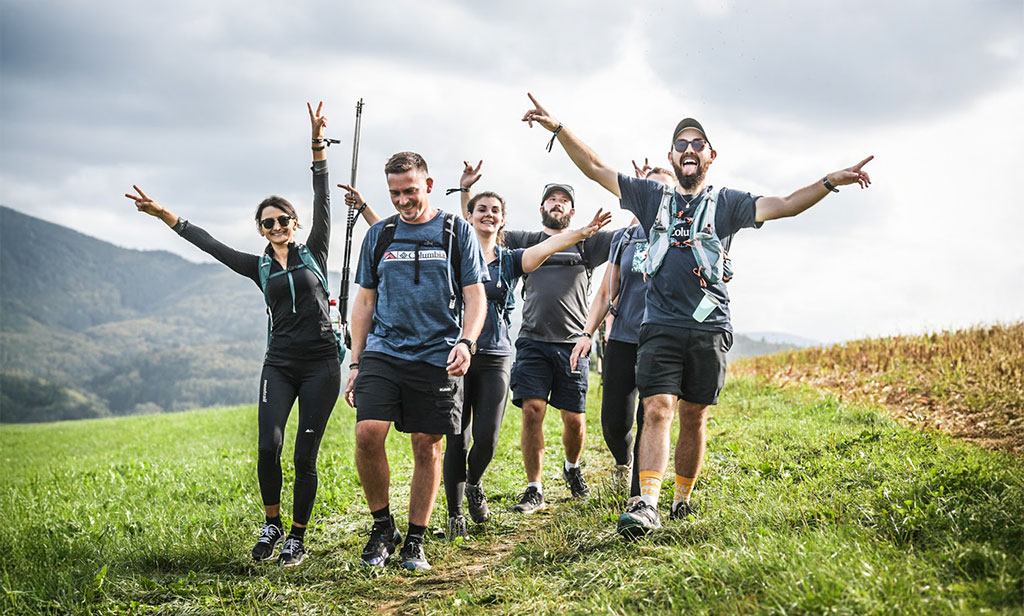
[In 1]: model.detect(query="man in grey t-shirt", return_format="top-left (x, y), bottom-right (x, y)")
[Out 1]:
top-left (459, 163), bottom-right (614, 512)
top-left (522, 92), bottom-right (873, 537)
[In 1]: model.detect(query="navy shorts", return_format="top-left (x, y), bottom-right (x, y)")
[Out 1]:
top-left (635, 323), bottom-right (732, 405)
top-left (354, 352), bottom-right (463, 435)
top-left (510, 338), bottom-right (589, 414)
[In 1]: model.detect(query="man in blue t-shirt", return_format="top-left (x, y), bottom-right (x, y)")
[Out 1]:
top-left (345, 151), bottom-right (488, 571)
top-left (522, 93), bottom-right (873, 537)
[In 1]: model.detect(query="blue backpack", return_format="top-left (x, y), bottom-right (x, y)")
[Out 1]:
top-left (258, 244), bottom-right (344, 362)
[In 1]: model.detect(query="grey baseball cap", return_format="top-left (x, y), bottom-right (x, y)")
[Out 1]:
top-left (672, 117), bottom-right (710, 144)
top-left (541, 183), bottom-right (575, 206)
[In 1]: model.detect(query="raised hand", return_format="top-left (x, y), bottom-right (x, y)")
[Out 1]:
top-left (521, 92), bottom-right (560, 132)
top-left (632, 158), bottom-right (652, 179)
top-left (460, 160), bottom-right (483, 189)
top-left (337, 183), bottom-right (364, 210)
top-left (308, 101), bottom-right (327, 140)
top-left (578, 208), bottom-right (613, 238)
top-left (124, 185), bottom-right (177, 226)
top-left (828, 155), bottom-right (874, 189)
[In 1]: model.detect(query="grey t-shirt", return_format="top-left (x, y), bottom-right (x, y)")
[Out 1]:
top-left (607, 224), bottom-right (648, 345)
top-left (505, 228), bottom-right (615, 343)
top-left (617, 173), bottom-right (761, 332)
top-left (355, 210), bottom-right (488, 367)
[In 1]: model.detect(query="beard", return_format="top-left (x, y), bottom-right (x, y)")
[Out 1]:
top-left (541, 210), bottom-right (572, 230)
top-left (673, 158), bottom-right (710, 192)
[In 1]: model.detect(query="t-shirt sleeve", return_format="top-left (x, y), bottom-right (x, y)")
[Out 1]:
top-left (608, 228), bottom-right (626, 263)
top-left (510, 248), bottom-right (526, 278)
top-left (617, 173), bottom-right (661, 232)
top-left (716, 188), bottom-right (763, 238)
top-left (584, 229), bottom-right (616, 268)
top-left (354, 223), bottom-right (380, 289)
top-left (503, 229), bottom-right (528, 250)
top-left (457, 218), bottom-right (489, 287)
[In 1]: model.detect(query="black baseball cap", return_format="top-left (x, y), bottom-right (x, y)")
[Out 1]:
top-left (541, 183), bottom-right (575, 206)
top-left (672, 118), bottom-right (710, 144)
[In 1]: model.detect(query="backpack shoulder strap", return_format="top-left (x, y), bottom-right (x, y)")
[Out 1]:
top-left (371, 214), bottom-right (401, 284)
top-left (296, 243), bottom-right (330, 294)
top-left (258, 254), bottom-right (273, 298)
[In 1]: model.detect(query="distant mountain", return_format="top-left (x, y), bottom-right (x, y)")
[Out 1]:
top-left (742, 331), bottom-right (821, 348)
top-left (728, 332), bottom-right (808, 359)
top-left (1, 206), bottom-right (267, 422)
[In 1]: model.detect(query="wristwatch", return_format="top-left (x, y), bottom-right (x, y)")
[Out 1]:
top-left (822, 176), bottom-right (839, 193)
top-left (456, 338), bottom-right (477, 355)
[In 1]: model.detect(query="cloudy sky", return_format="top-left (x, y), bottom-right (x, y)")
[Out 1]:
top-left (2, 0), bottom-right (1021, 343)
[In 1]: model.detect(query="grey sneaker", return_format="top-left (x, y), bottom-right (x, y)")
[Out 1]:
top-left (446, 515), bottom-right (468, 542)
top-left (511, 486), bottom-right (545, 513)
top-left (251, 523), bottom-right (284, 561)
top-left (670, 501), bottom-right (694, 521)
top-left (399, 539), bottom-right (431, 572)
top-left (612, 464), bottom-right (632, 493)
top-left (617, 496), bottom-right (661, 539)
top-left (278, 536), bottom-right (306, 567)
top-left (465, 483), bottom-right (490, 523)
top-left (361, 516), bottom-right (402, 567)
top-left (563, 465), bottom-right (590, 498)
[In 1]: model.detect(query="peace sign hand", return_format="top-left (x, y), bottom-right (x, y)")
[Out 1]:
top-left (124, 185), bottom-right (164, 217)
top-left (827, 155), bottom-right (874, 189)
top-left (632, 158), bottom-right (652, 179)
top-left (460, 160), bottom-right (483, 189)
top-left (308, 101), bottom-right (327, 140)
top-left (578, 208), bottom-right (613, 238)
top-left (521, 92), bottom-right (560, 132)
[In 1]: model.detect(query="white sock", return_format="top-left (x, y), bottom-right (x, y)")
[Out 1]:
top-left (564, 459), bottom-right (580, 470)
top-left (527, 481), bottom-right (542, 493)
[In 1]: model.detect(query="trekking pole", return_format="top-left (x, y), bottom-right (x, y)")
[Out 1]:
top-left (338, 98), bottom-right (364, 352)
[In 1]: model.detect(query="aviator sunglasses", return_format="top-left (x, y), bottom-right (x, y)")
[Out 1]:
top-left (260, 215), bottom-right (294, 230)
top-left (673, 138), bottom-right (708, 153)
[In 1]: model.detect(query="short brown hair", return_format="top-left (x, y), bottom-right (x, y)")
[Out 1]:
top-left (384, 151), bottom-right (429, 176)
top-left (647, 167), bottom-right (673, 178)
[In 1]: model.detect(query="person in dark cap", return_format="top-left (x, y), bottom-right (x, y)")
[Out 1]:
top-left (522, 92), bottom-right (873, 537)
top-left (457, 160), bottom-right (616, 513)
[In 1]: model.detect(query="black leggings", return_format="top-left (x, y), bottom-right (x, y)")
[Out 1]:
top-left (443, 354), bottom-right (511, 516)
top-left (601, 339), bottom-right (645, 496)
top-left (257, 358), bottom-right (341, 525)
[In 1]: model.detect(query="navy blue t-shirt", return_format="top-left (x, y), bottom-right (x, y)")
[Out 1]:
top-left (607, 224), bottom-right (648, 345)
top-left (617, 173), bottom-right (762, 332)
top-left (355, 210), bottom-right (488, 367)
top-left (478, 247), bottom-right (525, 355)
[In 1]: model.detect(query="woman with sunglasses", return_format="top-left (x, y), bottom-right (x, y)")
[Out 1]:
top-left (125, 102), bottom-right (340, 568)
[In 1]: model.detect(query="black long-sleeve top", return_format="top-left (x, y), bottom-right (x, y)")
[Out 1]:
top-left (172, 159), bottom-right (336, 365)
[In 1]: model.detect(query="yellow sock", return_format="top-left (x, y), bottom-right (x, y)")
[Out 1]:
top-left (638, 470), bottom-right (663, 507)
top-left (673, 475), bottom-right (696, 505)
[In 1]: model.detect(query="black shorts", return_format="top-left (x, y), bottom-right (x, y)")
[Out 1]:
top-left (353, 352), bottom-right (463, 435)
top-left (510, 338), bottom-right (589, 414)
top-left (635, 323), bottom-right (732, 405)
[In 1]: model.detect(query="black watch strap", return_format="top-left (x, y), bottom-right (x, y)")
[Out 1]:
top-left (457, 338), bottom-right (477, 355)
top-left (822, 177), bottom-right (839, 193)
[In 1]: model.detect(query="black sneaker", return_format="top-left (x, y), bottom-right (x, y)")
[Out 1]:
top-left (399, 539), bottom-right (431, 572)
top-left (278, 536), bottom-right (306, 567)
top-left (511, 486), bottom-right (545, 513)
top-left (251, 523), bottom-right (284, 561)
top-left (446, 515), bottom-right (468, 542)
top-left (465, 483), bottom-right (489, 523)
top-left (563, 465), bottom-right (590, 498)
top-left (670, 501), bottom-right (694, 521)
top-left (617, 496), bottom-right (661, 539)
top-left (361, 516), bottom-right (402, 568)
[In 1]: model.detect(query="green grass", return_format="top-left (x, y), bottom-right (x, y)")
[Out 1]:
top-left (2, 376), bottom-right (1022, 615)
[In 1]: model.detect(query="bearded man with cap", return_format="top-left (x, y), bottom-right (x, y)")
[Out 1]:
top-left (458, 162), bottom-right (616, 512)
top-left (521, 93), bottom-right (873, 537)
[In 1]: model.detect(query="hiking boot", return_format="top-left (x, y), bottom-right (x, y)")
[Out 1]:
top-left (399, 539), bottom-right (431, 572)
top-left (278, 536), bottom-right (306, 567)
top-left (465, 483), bottom-right (490, 523)
top-left (446, 515), bottom-right (468, 542)
top-left (563, 465), bottom-right (590, 499)
top-left (670, 501), bottom-right (695, 521)
top-left (251, 523), bottom-right (284, 561)
top-left (612, 464), bottom-right (632, 494)
top-left (617, 496), bottom-right (661, 539)
top-left (361, 516), bottom-right (402, 568)
top-left (511, 487), bottom-right (545, 513)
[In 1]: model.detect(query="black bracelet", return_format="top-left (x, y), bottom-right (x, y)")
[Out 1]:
top-left (312, 145), bottom-right (325, 152)
top-left (349, 362), bottom-right (359, 369)
top-left (445, 187), bottom-right (469, 195)
top-left (357, 203), bottom-right (367, 215)
top-left (546, 123), bottom-right (563, 153)
top-left (579, 332), bottom-right (592, 338)
top-left (822, 177), bottom-right (839, 193)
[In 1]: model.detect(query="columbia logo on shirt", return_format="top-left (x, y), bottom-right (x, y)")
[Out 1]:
top-left (382, 249), bottom-right (447, 262)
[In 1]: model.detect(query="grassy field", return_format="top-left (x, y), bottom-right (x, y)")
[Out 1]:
top-left (2, 374), bottom-right (1022, 615)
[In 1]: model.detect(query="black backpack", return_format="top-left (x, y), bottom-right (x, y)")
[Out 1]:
top-left (518, 230), bottom-right (591, 299)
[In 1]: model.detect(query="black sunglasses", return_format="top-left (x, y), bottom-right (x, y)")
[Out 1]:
top-left (259, 215), bottom-right (294, 230)
top-left (673, 138), bottom-right (708, 153)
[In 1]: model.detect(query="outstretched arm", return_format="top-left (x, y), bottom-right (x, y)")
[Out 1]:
top-left (308, 101), bottom-right (327, 163)
top-left (569, 263), bottom-right (615, 370)
top-left (755, 155), bottom-right (874, 222)
top-left (125, 185), bottom-right (179, 227)
top-left (459, 160), bottom-right (483, 217)
top-left (520, 209), bottom-right (613, 272)
top-left (522, 93), bottom-right (621, 197)
top-left (337, 183), bottom-right (381, 225)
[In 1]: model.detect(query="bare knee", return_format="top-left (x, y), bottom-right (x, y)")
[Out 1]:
top-left (522, 399), bottom-right (547, 428)
top-left (677, 401), bottom-right (709, 430)
top-left (355, 421), bottom-right (388, 457)
top-left (644, 395), bottom-right (676, 427)
top-left (411, 433), bottom-right (443, 466)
